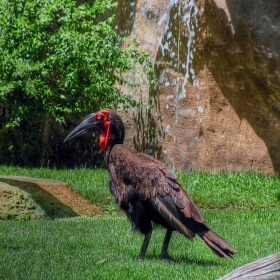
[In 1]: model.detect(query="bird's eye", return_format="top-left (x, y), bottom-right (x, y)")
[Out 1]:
top-left (96, 116), bottom-right (102, 121)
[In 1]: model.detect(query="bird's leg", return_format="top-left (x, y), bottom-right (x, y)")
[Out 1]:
top-left (161, 229), bottom-right (174, 260)
top-left (139, 230), bottom-right (152, 259)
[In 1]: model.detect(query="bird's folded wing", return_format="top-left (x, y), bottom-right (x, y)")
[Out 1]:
top-left (109, 144), bottom-right (206, 226)
top-left (149, 194), bottom-right (195, 239)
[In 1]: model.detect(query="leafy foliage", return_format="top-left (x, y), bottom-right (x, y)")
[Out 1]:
top-left (0, 0), bottom-right (154, 166)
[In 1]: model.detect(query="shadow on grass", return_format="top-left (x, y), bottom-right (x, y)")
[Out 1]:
top-left (0, 244), bottom-right (24, 251)
top-left (132, 254), bottom-right (221, 266)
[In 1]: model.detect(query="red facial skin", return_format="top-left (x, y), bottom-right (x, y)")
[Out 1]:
top-left (94, 109), bottom-right (111, 151)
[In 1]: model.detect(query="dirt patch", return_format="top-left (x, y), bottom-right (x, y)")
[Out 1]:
top-left (0, 176), bottom-right (103, 221)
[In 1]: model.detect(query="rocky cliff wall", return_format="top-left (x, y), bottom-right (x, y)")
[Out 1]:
top-left (119, 0), bottom-right (280, 174)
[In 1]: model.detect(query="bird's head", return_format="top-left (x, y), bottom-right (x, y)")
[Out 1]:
top-left (64, 109), bottom-right (125, 151)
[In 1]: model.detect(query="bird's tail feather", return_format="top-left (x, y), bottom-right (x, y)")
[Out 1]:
top-left (198, 230), bottom-right (237, 258)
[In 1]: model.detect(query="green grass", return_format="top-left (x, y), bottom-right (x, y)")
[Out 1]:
top-left (0, 166), bottom-right (280, 279)
top-left (0, 166), bottom-right (113, 212)
top-left (177, 170), bottom-right (280, 209)
top-left (0, 166), bottom-right (279, 210)
top-left (0, 210), bottom-right (279, 280)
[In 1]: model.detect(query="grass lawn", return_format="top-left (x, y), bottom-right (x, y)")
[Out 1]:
top-left (0, 166), bottom-right (279, 279)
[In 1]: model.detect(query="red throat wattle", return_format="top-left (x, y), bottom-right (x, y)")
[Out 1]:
top-left (94, 109), bottom-right (111, 151)
top-left (99, 121), bottom-right (110, 151)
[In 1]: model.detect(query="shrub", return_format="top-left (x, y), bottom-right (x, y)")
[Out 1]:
top-left (0, 0), bottom-right (154, 166)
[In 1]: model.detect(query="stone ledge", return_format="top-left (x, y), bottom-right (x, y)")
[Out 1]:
top-left (218, 252), bottom-right (280, 280)
top-left (0, 176), bottom-right (103, 219)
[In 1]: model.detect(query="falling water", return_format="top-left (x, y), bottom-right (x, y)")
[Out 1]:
top-left (157, 0), bottom-right (199, 172)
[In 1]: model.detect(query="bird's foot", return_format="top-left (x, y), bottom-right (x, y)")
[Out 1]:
top-left (139, 253), bottom-right (145, 260)
top-left (161, 253), bottom-right (175, 262)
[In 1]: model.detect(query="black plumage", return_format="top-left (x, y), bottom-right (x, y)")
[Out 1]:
top-left (64, 109), bottom-right (237, 260)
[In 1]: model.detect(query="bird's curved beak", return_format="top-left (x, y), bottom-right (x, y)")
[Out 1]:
top-left (63, 113), bottom-right (101, 143)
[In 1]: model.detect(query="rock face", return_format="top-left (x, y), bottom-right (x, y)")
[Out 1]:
top-left (0, 181), bottom-right (48, 221)
top-left (0, 176), bottom-right (103, 220)
top-left (218, 252), bottom-right (280, 280)
top-left (119, 0), bottom-right (280, 174)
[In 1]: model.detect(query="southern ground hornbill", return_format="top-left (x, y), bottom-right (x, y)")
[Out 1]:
top-left (64, 109), bottom-right (237, 260)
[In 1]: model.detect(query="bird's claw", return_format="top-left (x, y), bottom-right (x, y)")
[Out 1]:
top-left (161, 253), bottom-right (175, 262)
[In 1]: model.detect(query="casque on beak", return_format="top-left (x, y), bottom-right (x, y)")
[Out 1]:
top-left (63, 113), bottom-right (102, 143)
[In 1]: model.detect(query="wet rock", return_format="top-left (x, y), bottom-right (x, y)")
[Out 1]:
top-left (117, 0), bottom-right (280, 174)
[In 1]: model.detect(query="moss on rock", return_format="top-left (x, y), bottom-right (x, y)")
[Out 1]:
top-left (0, 182), bottom-right (48, 221)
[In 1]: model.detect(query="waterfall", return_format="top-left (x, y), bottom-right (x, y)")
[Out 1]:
top-left (157, 0), bottom-right (199, 172)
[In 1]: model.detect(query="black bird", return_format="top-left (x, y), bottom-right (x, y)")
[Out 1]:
top-left (64, 109), bottom-right (237, 260)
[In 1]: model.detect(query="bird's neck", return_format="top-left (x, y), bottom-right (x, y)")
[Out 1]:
top-left (104, 146), bottom-right (112, 167)
top-left (103, 135), bottom-right (123, 167)
top-left (103, 133), bottom-right (118, 166)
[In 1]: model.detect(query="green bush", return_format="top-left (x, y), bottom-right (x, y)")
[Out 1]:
top-left (0, 0), bottom-right (154, 166)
